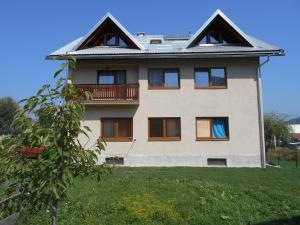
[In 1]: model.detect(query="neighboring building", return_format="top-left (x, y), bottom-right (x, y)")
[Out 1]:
top-left (289, 117), bottom-right (300, 142)
top-left (47, 10), bottom-right (284, 167)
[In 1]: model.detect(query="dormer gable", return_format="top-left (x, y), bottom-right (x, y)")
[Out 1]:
top-left (185, 9), bottom-right (254, 48)
top-left (75, 13), bottom-right (144, 50)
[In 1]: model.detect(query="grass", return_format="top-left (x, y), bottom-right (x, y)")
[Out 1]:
top-left (266, 148), bottom-right (300, 168)
top-left (21, 167), bottom-right (300, 225)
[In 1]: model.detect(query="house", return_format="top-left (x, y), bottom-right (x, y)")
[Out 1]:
top-left (47, 10), bottom-right (284, 167)
top-left (289, 117), bottom-right (300, 143)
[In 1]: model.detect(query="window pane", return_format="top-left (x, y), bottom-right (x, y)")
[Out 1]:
top-left (166, 118), bottom-right (180, 137)
top-left (106, 35), bottom-right (116, 46)
top-left (209, 31), bottom-right (222, 44)
top-left (102, 119), bottom-right (115, 137)
top-left (211, 68), bottom-right (225, 86)
top-left (149, 118), bottom-right (163, 137)
top-left (165, 71), bottom-right (179, 87)
top-left (196, 118), bottom-right (211, 138)
top-left (98, 73), bottom-right (114, 85)
top-left (199, 36), bottom-right (207, 45)
top-left (195, 70), bottom-right (209, 87)
top-left (212, 118), bottom-right (228, 138)
top-left (119, 37), bottom-right (127, 47)
top-left (118, 119), bottom-right (132, 137)
top-left (115, 71), bottom-right (126, 84)
top-left (149, 69), bottom-right (163, 86)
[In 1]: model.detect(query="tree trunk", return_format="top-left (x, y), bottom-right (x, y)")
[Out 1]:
top-left (51, 201), bottom-right (58, 225)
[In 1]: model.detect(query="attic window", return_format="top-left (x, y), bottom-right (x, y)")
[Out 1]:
top-left (150, 39), bottom-right (162, 44)
top-left (106, 34), bottom-right (117, 46)
top-left (199, 31), bottom-right (227, 45)
top-left (103, 33), bottom-right (128, 47)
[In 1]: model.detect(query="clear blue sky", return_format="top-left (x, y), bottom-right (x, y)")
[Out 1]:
top-left (0, 0), bottom-right (299, 117)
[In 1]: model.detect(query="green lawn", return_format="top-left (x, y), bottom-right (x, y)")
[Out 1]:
top-left (20, 167), bottom-right (300, 225)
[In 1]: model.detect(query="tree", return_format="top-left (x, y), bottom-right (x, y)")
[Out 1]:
top-left (264, 112), bottom-right (293, 151)
top-left (0, 59), bottom-right (109, 225)
top-left (0, 97), bottom-right (20, 135)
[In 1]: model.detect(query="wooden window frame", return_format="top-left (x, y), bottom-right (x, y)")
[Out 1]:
top-left (101, 118), bottom-right (133, 142)
top-left (97, 70), bottom-right (127, 85)
top-left (196, 117), bottom-right (229, 141)
top-left (194, 67), bottom-right (227, 89)
top-left (148, 117), bottom-right (181, 141)
top-left (148, 68), bottom-right (180, 90)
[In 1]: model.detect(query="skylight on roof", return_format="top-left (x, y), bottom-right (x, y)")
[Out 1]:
top-left (150, 39), bottom-right (162, 44)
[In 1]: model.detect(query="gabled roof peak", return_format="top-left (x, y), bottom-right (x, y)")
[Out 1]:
top-left (73, 12), bottom-right (144, 51)
top-left (185, 9), bottom-right (255, 48)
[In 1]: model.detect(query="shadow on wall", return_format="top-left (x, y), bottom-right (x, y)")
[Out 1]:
top-left (254, 216), bottom-right (300, 225)
top-left (84, 105), bottom-right (139, 121)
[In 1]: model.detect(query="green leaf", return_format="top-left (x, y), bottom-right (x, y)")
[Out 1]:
top-left (53, 64), bottom-right (66, 78)
top-left (83, 126), bottom-right (91, 132)
top-left (18, 98), bottom-right (28, 103)
top-left (52, 186), bottom-right (60, 200)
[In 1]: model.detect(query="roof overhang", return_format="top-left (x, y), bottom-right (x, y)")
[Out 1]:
top-left (47, 49), bottom-right (284, 60)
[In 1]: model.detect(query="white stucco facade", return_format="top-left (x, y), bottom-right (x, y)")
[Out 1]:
top-left (72, 57), bottom-right (263, 167)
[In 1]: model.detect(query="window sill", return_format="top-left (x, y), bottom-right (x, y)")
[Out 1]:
top-left (148, 137), bottom-right (181, 141)
top-left (148, 86), bottom-right (180, 90)
top-left (196, 137), bottom-right (229, 141)
top-left (102, 137), bottom-right (133, 142)
top-left (194, 86), bottom-right (227, 89)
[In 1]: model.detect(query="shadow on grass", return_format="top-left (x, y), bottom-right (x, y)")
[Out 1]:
top-left (254, 216), bottom-right (300, 225)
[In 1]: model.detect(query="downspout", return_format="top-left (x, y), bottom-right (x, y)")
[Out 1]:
top-left (257, 56), bottom-right (270, 168)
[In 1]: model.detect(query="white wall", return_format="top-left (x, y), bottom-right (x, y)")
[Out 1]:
top-left (73, 57), bottom-right (262, 167)
top-left (291, 124), bottom-right (300, 133)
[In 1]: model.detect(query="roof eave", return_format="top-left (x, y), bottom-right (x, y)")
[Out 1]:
top-left (46, 49), bottom-right (284, 60)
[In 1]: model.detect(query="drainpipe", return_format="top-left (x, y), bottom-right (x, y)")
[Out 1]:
top-left (257, 56), bottom-right (270, 168)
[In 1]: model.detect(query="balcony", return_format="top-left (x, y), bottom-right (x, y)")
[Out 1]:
top-left (76, 84), bottom-right (139, 105)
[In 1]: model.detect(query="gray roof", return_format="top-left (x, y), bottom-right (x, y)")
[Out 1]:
top-left (47, 10), bottom-right (284, 60)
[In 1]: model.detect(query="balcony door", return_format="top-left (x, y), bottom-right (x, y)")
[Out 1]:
top-left (98, 70), bottom-right (126, 85)
top-left (97, 70), bottom-right (126, 100)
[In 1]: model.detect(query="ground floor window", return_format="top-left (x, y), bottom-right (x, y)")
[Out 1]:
top-left (101, 118), bottom-right (133, 141)
top-left (148, 117), bottom-right (181, 141)
top-left (196, 117), bottom-right (229, 140)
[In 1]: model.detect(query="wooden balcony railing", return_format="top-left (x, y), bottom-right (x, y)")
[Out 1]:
top-left (76, 84), bottom-right (139, 103)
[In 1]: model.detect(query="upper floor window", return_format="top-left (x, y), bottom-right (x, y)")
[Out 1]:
top-left (148, 69), bottom-right (180, 89)
top-left (196, 117), bottom-right (229, 141)
top-left (101, 118), bottom-right (133, 141)
top-left (195, 68), bottom-right (227, 88)
top-left (98, 70), bottom-right (126, 85)
top-left (148, 117), bottom-right (181, 141)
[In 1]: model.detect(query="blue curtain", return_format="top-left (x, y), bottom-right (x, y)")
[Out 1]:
top-left (212, 119), bottom-right (227, 138)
